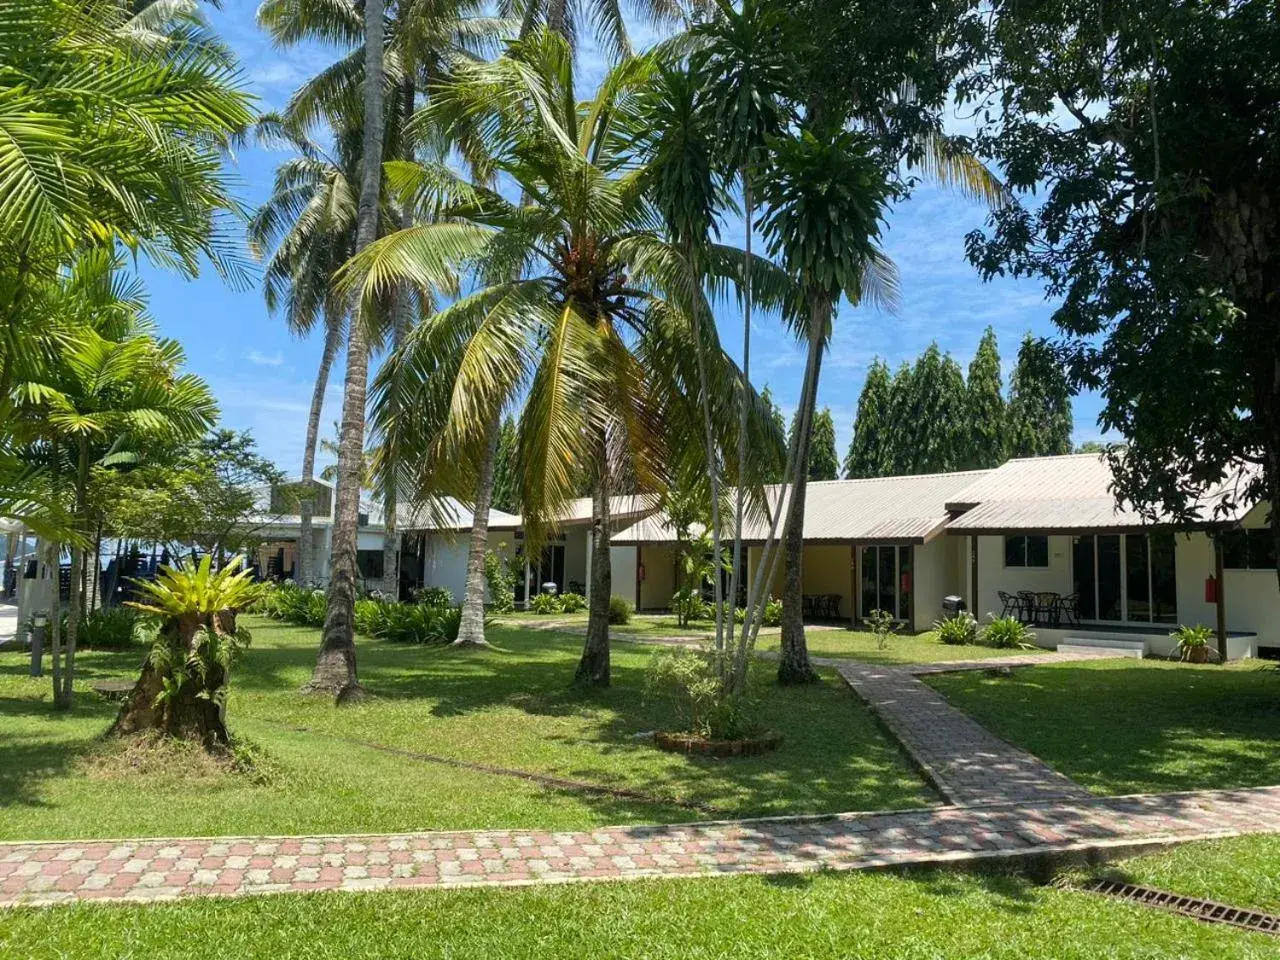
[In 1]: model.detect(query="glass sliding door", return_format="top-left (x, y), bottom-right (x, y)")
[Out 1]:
top-left (859, 545), bottom-right (913, 624)
top-left (1072, 533), bottom-right (1176, 624)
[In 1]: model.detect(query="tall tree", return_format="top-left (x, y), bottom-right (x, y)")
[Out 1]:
top-left (302, 0), bottom-right (387, 700)
top-left (789, 407), bottom-right (839, 480)
top-left (964, 326), bottom-right (1005, 469)
top-left (890, 343), bottom-right (967, 475)
top-left (843, 359), bottom-right (891, 478)
top-left (758, 386), bottom-right (788, 482)
top-left (1006, 334), bottom-right (1073, 459)
top-left (882, 361), bottom-right (914, 475)
top-left (964, 0), bottom-right (1280, 588)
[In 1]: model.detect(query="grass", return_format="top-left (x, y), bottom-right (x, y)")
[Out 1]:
top-left (2, 864), bottom-right (1274, 958)
top-left (0, 616), bottom-right (931, 841)
top-left (927, 658), bottom-right (1280, 795)
top-left (504, 611), bottom-right (1051, 664)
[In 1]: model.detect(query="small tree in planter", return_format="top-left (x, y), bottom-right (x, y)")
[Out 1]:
top-left (113, 557), bottom-right (259, 748)
top-left (1172, 624), bottom-right (1214, 663)
top-left (865, 608), bottom-right (899, 651)
top-left (644, 646), bottom-right (778, 756)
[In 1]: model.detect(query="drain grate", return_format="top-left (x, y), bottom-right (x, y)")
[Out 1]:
top-left (1083, 878), bottom-right (1280, 937)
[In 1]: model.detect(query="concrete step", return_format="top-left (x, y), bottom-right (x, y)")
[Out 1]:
top-left (1057, 637), bottom-right (1145, 657)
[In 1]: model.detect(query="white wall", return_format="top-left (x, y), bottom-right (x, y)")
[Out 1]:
top-left (972, 534), bottom-right (1074, 621)
top-left (1174, 518), bottom-right (1279, 654)
top-left (564, 527), bottom-right (589, 594)
top-left (911, 539), bottom-right (957, 630)
top-left (611, 545), bottom-right (637, 607)
top-left (637, 544), bottom-right (677, 611)
top-left (422, 535), bottom-right (470, 602)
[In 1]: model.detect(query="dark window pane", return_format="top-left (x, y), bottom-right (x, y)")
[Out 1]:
top-left (1073, 536), bottom-right (1096, 620)
top-left (1026, 535), bottom-right (1049, 568)
top-left (1249, 530), bottom-right (1277, 570)
top-left (356, 549), bottom-right (384, 580)
top-left (1097, 534), bottom-right (1122, 620)
top-left (1004, 536), bottom-right (1025, 567)
top-left (861, 547), bottom-right (876, 619)
top-left (1222, 531), bottom-right (1250, 569)
top-left (878, 545), bottom-right (896, 617)
top-left (898, 546), bottom-right (913, 621)
top-left (1125, 534), bottom-right (1150, 622)
top-left (1150, 532), bottom-right (1177, 624)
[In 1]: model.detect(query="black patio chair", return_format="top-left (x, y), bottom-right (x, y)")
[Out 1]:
top-left (1055, 593), bottom-right (1082, 627)
top-left (998, 590), bottom-right (1023, 619)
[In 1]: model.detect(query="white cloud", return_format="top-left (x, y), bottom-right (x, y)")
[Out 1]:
top-left (244, 349), bottom-right (285, 367)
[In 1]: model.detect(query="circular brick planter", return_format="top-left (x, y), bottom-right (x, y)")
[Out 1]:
top-left (653, 730), bottom-right (782, 758)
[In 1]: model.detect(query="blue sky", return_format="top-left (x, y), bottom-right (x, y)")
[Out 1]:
top-left (144, 1), bottom-right (1107, 478)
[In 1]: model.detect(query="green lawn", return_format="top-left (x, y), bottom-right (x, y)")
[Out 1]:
top-left (928, 658), bottom-right (1280, 795)
top-left (755, 627), bottom-right (1054, 664)
top-left (504, 611), bottom-right (1050, 664)
top-left (2, 864), bottom-right (1273, 959)
top-left (0, 616), bottom-right (931, 841)
top-left (1091, 834), bottom-right (1280, 916)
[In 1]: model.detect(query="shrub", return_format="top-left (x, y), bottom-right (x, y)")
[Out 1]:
top-left (644, 646), bottom-right (758, 740)
top-left (865, 608), bottom-right (898, 650)
top-left (558, 592), bottom-right (587, 613)
top-left (761, 597), bottom-right (783, 627)
top-left (414, 585), bottom-right (454, 609)
top-left (608, 593), bottom-right (633, 625)
top-left (79, 607), bottom-right (140, 648)
top-left (933, 611), bottom-right (978, 646)
top-left (529, 592), bottom-right (562, 615)
top-left (980, 614), bottom-right (1036, 649)
top-left (1172, 623), bottom-right (1214, 661)
top-left (672, 589), bottom-right (711, 623)
top-left (353, 596), bottom-right (461, 644)
top-left (483, 550), bottom-right (516, 614)
top-left (254, 582), bottom-right (326, 627)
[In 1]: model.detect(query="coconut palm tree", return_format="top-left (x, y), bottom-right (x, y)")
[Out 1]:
top-left (355, 31), bottom-right (787, 683)
top-left (10, 251), bottom-right (218, 709)
top-left (249, 115), bottom-right (362, 586)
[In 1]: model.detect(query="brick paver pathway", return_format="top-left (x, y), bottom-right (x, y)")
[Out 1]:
top-left (837, 662), bottom-right (1094, 805)
top-left (4, 787), bottom-right (1279, 908)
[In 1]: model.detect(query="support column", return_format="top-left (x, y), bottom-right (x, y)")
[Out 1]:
top-left (970, 536), bottom-right (979, 615)
top-left (1214, 534), bottom-right (1228, 663)
top-left (848, 543), bottom-right (857, 628)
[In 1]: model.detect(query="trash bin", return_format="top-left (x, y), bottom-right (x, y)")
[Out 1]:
top-left (941, 595), bottom-right (966, 618)
top-left (540, 582), bottom-right (558, 596)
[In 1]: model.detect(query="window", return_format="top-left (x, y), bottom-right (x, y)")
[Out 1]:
top-left (1004, 535), bottom-right (1049, 568)
top-left (356, 550), bottom-right (384, 580)
top-left (1222, 530), bottom-right (1277, 571)
top-left (860, 545), bottom-right (912, 621)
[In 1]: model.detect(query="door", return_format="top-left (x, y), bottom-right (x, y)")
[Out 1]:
top-left (1072, 533), bottom-right (1176, 624)
top-left (859, 545), bottom-right (913, 624)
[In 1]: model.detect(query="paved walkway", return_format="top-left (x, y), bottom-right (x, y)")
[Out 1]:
top-left (837, 662), bottom-right (1093, 806)
top-left (3, 787), bottom-right (1278, 907)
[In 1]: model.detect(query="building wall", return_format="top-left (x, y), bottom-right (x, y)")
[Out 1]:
top-left (803, 544), bottom-right (854, 618)
top-left (911, 538), bottom-right (958, 631)
top-left (637, 544), bottom-right (677, 611)
top-left (611, 545), bottom-right (637, 607)
top-left (1174, 515), bottom-right (1279, 654)
top-left (564, 527), bottom-right (589, 595)
top-left (422, 535), bottom-right (470, 602)
top-left (746, 545), bottom-right (785, 603)
top-left (971, 534), bottom-right (1074, 621)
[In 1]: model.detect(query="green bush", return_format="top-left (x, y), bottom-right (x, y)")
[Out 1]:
top-left (558, 592), bottom-right (587, 613)
top-left (608, 593), bottom-right (633, 625)
top-left (1171, 623), bottom-right (1214, 660)
top-left (414, 585), bottom-right (454, 609)
top-left (672, 589), bottom-right (711, 623)
top-left (529, 592), bottom-right (562, 615)
top-left (353, 596), bottom-right (460, 644)
top-left (254, 582), bottom-right (326, 628)
top-left (79, 606), bottom-right (140, 648)
top-left (761, 597), bottom-right (783, 627)
top-left (979, 614), bottom-right (1036, 649)
top-left (645, 646), bottom-right (758, 740)
top-left (865, 608), bottom-right (899, 650)
top-left (483, 550), bottom-right (516, 614)
top-left (933, 611), bottom-right (978, 646)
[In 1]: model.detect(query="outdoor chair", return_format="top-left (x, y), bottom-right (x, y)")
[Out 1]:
top-left (1017, 590), bottom-right (1038, 623)
top-left (1033, 592), bottom-right (1062, 626)
top-left (1055, 593), bottom-right (1082, 626)
top-left (998, 590), bottom-right (1024, 619)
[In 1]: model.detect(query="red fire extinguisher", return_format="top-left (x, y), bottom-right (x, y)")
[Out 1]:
top-left (638, 563), bottom-right (646, 582)
top-left (1204, 575), bottom-right (1218, 604)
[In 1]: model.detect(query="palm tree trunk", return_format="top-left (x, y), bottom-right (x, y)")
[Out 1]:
top-left (778, 295), bottom-right (827, 685)
top-left (305, 0), bottom-right (386, 700)
top-left (575, 468), bottom-right (612, 686)
top-left (726, 171), bottom-right (753, 656)
top-left (298, 309), bottom-right (342, 586)
top-left (60, 436), bottom-right (92, 707)
top-left (456, 415), bottom-right (501, 646)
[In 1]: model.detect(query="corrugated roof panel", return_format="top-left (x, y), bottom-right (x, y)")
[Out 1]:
top-left (613, 470), bottom-right (992, 544)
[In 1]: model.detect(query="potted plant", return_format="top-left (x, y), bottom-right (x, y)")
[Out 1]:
top-left (644, 646), bottom-right (780, 757)
top-left (1172, 624), bottom-right (1214, 663)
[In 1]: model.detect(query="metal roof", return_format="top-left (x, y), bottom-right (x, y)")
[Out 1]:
top-left (551, 494), bottom-right (660, 527)
top-left (944, 454), bottom-right (1255, 532)
top-left (613, 470), bottom-right (992, 545)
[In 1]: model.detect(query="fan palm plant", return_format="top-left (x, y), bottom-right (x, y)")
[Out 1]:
top-left (356, 31), bottom-right (787, 683)
top-left (10, 251), bottom-right (218, 709)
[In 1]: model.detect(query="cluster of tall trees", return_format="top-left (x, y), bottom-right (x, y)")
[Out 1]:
top-left (843, 329), bottom-right (1073, 479)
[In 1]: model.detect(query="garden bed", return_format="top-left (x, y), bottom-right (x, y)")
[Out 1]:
top-left (654, 730), bottom-right (782, 757)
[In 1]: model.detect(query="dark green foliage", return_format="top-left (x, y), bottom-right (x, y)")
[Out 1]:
top-left (255, 583), bottom-right (328, 628)
top-left (789, 406), bottom-right (840, 481)
top-left (963, 0), bottom-right (1280, 570)
top-left (413, 586), bottom-right (454, 609)
top-left (483, 550), bottom-right (516, 614)
top-left (758, 386), bottom-right (788, 482)
top-left (843, 359), bottom-right (891, 478)
top-left (964, 326), bottom-right (1005, 468)
top-left (78, 607), bottom-right (140, 649)
top-left (890, 343), bottom-right (967, 475)
top-left (1006, 335), bottom-right (1073, 459)
top-left (353, 598), bottom-right (462, 645)
top-left (490, 417), bottom-right (519, 515)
